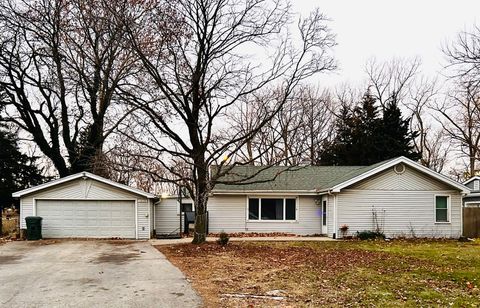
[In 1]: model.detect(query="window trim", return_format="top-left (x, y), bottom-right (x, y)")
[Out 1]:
top-left (246, 196), bottom-right (298, 222)
top-left (474, 180), bottom-right (480, 191)
top-left (434, 194), bottom-right (451, 224)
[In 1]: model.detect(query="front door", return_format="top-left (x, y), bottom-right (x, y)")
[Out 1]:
top-left (321, 196), bottom-right (327, 234)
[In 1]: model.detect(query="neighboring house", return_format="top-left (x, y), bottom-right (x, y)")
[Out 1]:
top-left (14, 156), bottom-right (469, 239)
top-left (462, 177), bottom-right (480, 238)
top-left (463, 176), bottom-right (480, 207)
top-left (13, 172), bottom-right (157, 239)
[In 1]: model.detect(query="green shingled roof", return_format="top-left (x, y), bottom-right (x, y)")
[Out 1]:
top-left (213, 158), bottom-right (397, 192)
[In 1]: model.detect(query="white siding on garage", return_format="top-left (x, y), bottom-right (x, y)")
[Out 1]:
top-left (207, 195), bottom-right (322, 235)
top-left (19, 178), bottom-right (152, 239)
top-left (137, 199), bottom-right (150, 239)
top-left (336, 166), bottom-right (463, 238)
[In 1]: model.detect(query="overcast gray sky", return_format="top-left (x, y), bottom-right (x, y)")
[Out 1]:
top-left (293, 0), bottom-right (480, 88)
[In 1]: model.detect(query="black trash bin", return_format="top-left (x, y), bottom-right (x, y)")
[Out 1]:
top-left (25, 216), bottom-right (43, 240)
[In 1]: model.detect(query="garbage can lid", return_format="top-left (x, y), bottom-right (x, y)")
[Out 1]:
top-left (25, 216), bottom-right (43, 221)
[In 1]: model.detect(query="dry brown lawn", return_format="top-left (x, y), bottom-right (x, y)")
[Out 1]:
top-left (156, 240), bottom-right (480, 307)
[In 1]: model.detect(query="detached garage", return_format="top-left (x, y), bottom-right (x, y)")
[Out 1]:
top-left (13, 172), bottom-right (157, 239)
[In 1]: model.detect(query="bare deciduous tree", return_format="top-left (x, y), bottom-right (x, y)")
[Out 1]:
top-left (117, 0), bottom-right (336, 243)
top-left (366, 57), bottom-right (421, 108)
top-left (0, 0), bottom-right (140, 177)
top-left (433, 80), bottom-right (480, 177)
top-left (230, 85), bottom-right (336, 165)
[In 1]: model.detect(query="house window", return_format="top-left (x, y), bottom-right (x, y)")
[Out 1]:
top-left (181, 203), bottom-right (193, 212)
top-left (248, 197), bottom-right (297, 221)
top-left (474, 180), bottom-right (479, 191)
top-left (248, 198), bottom-right (259, 220)
top-left (322, 200), bottom-right (327, 226)
top-left (435, 195), bottom-right (450, 223)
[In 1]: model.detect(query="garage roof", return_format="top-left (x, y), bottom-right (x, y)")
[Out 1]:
top-left (12, 172), bottom-right (157, 198)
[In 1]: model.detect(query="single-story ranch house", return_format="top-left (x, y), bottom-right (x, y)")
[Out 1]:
top-left (14, 156), bottom-right (469, 239)
top-left (462, 176), bottom-right (480, 207)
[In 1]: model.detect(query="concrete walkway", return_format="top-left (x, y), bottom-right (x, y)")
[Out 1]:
top-left (150, 236), bottom-right (335, 246)
top-left (0, 240), bottom-right (201, 308)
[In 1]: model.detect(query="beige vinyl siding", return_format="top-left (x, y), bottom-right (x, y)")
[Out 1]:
top-left (349, 165), bottom-right (452, 191)
top-left (337, 190), bottom-right (462, 238)
top-left (207, 195), bottom-right (322, 235)
top-left (19, 178), bottom-right (152, 239)
top-left (155, 198), bottom-right (183, 235)
top-left (136, 199), bottom-right (150, 239)
top-left (337, 166), bottom-right (462, 238)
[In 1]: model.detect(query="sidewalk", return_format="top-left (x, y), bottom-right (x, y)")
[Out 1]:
top-left (150, 236), bottom-right (335, 246)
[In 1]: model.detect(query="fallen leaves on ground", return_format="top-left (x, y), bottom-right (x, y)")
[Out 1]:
top-left (157, 241), bottom-right (480, 308)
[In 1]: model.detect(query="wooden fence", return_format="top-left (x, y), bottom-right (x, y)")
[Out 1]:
top-left (463, 207), bottom-right (480, 238)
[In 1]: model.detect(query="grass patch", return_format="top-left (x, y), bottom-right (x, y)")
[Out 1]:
top-left (157, 240), bottom-right (480, 307)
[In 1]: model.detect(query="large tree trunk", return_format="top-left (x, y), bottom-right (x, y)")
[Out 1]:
top-left (192, 189), bottom-right (208, 244)
top-left (192, 161), bottom-right (209, 244)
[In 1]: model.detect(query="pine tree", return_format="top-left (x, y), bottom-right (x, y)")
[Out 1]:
top-left (317, 89), bottom-right (420, 165)
top-left (380, 99), bottom-right (420, 161)
top-left (0, 127), bottom-right (46, 207)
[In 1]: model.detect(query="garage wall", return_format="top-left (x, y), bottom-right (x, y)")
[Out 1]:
top-left (20, 178), bottom-right (152, 239)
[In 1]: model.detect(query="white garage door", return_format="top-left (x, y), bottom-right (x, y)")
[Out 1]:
top-left (36, 200), bottom-right (136, 238)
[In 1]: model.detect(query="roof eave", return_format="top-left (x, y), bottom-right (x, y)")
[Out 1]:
top-left (330, 156), bottom-right (470, 194)
top-left (211, 189), bottom-right (318, 195)
top-left (12, 171), bottom-right (157, 199)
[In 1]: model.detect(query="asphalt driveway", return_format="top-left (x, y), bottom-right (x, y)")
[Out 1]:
top-left (0, 240), bottom-right (201, 308)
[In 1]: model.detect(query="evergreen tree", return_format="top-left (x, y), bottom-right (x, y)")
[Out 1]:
top-left (0, 127), bottom-right (46, 207)
top-left (380, 99), bottom-right (420, 161)
top-left (318, 89), bottom-right (420, 165)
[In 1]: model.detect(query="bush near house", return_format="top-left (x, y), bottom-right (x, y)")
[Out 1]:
top-left (356, 230), bottom-right (386, 240)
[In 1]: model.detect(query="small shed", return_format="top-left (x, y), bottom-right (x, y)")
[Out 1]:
top-left (13, 172), bottom-right (157, 239)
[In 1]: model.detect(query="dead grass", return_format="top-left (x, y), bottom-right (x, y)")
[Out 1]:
top-left (1, 217), bottom-right (18, 236)
top-left (156, 240), bottom-right (480, 307)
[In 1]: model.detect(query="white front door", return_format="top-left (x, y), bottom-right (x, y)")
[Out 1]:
top-left (36, 200), bottom-right (136, 238)
top-left (321, 195), bottom-right (327, 234)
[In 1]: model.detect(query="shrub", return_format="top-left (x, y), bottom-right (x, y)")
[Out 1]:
top-left (356, 230), bottom-right (385, 241)
top-left (217, 231), bottom-right (229, 246)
